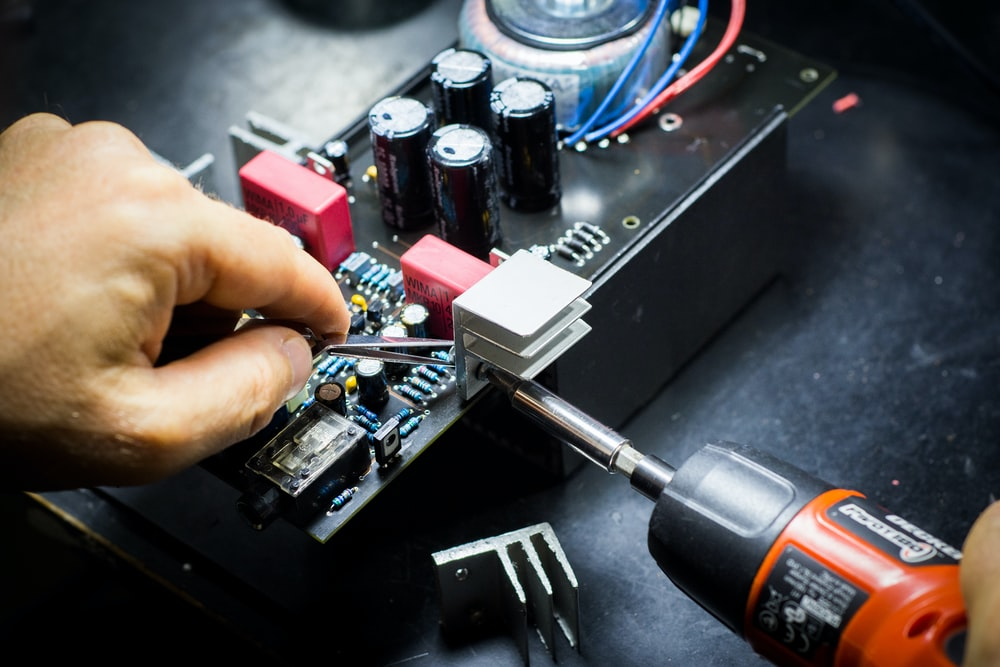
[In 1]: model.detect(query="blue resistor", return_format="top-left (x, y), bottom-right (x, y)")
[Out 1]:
top-left (366, 266), bottom-right (391, 289)
top-left (329, 486), bottom-right (360, 511)
top-left (354, 404), bottom-right (380, 422)
top-left (353, 414), bottom-right (381, 433)
top-left (395, 385), bottom-right (425, 403)
top-left (415, 366), bottom-right (440, 384)
top-left (325, 357), bottom-right (349, 377)
top-left (428, 364), bottom-right (450, 376)
top-left (400, 416), bottom-right (423, 438)
top-left (392, 407), bottom-right (413, 422)
top-left (316, 354), bottom-right (336, 374)
top-left (358, 263), bottom-right (382, 285)
top-left (408, 377), bottom-right (435, 395)
top-left (300, 395), bottom-right (315, 409)
top-left (431, 350), bottom-right (451, 362)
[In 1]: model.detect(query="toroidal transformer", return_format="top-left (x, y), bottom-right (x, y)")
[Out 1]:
top-left (458, 0), bottom-right (672, 132)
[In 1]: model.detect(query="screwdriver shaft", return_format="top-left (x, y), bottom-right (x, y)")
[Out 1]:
top-left (483, 365), bottom-right (676, 500)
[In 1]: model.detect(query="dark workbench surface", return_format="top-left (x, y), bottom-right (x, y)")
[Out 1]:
top-left (2, 0), bottom-right (998, 664)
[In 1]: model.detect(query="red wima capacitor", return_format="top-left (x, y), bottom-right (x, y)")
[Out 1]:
top-left (399, 234), bottom-right (494, 339)
top-left (239, 149), bottom-right (355, 272)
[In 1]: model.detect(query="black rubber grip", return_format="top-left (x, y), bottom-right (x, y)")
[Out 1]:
top-left (647, 441), bottom-right (832, 633)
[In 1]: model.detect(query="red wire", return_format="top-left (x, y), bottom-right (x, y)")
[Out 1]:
top-left (611, 0), bottom-right (747, 138)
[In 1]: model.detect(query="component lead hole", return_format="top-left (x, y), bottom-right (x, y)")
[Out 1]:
top-left (622, 215), bottom-right (641, 230)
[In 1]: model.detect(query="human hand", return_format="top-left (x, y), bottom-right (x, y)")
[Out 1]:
top-left (0, 113), bottom-right (350, 490)
top-left (961, 500), bottom-right (1000, 666)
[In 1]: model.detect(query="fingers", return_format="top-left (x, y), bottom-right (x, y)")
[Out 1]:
top-left (961, 501), bottom-right (1000, 667)
top-left (166, 197), bottom-right (352, 337)
top-left (108, 324), bottom-right (315, 482)
top-left (5, 113), bottom-right (350, 338)
top-left (0, 111), bottom-right (69, 143)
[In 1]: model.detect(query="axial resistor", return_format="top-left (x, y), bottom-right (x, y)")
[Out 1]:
top-left (400, 415), bottom-right (423, 438)
top-left (353, 414), bottom-right (381, 433)
top-left (354, 404), bottom-right (380, 422)
top-left (367, 266), bottom-right (391, 288)
top-left (326, 358), bottom-right (350, 377)
top-left (358, 263), bottom-right (382, 284)
top-left (360, 265), bottom-right (388, 288)
top-left (571, 227), bottom-right (602, 251)
top-left (428, 364), bottom-right (450, 376)
top-left (395, 385), bottom-right (426, 403)
top-left (392, 407), bottom-right (413, 422)
top-left (555, 243), bottom-right (583, 263)
top-left (563, 238), bottom-right (590, 256)
top-left (329, 486), bottom-right (360, 511)
top-left (407, 377), bottom-right (436, 395)
top-left (576, 221), bottom-right (610, 243)
top-left (415, 366), bottom-right (441, 384)
top-left (431, 350), bottom-right (451, 362)
top-left (322, 358), bottom-right (340, 376)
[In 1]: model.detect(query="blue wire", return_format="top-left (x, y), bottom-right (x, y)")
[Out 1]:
top-left (584, 0), bottom-right (708, 144)
top-left (562, 0), bottom-right (674, 147)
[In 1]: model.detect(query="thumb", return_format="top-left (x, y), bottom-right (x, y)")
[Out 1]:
top-left (145, 325), bottom-right (313, 464)
top-left (961, 500), bottom-right (1000, 667)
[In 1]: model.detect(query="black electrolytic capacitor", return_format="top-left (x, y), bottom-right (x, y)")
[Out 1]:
top-left (355, 358), bottom-right (390, 408)
top-left (427, 123), bottom-right (502, 261)
top-left (321, 139), bottom-right (352, 186)
top-left (314, 381), bottom-right (348, 416)
top-left (379, 323), bottom-right (410, 378)
top-left (489, 77), bottom-right (561, 212)
top-left (368, 96), bottom-right (436, 230)
top-left (399, 303), bottom-right (430, 339)
top-left (430, 47), bottom-right (494, 130)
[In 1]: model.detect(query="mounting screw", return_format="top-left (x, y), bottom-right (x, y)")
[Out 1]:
top-left (455, 567), bottom-right (469, 581)
top-left (658, 113), bottom-right (683, 133)
top-left (799, 68), bottom-right (819, 83)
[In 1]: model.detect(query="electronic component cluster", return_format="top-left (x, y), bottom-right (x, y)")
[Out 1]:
top-left (233, 237), bottom-right (482, 537)
top-left (219, 0), bottom-right (834, 541)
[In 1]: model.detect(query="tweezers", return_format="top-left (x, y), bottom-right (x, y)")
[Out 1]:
top-left (310, 333), bottom-right (456, 366)
top-left (237, 316), bottom-right (455, 366)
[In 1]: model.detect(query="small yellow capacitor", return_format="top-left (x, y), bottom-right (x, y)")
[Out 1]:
top-left (344, 375), bottom-right (358, 393)
top-left (351, 294), bottom-right (368, 311)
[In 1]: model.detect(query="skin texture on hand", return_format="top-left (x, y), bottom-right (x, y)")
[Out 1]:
top-left (961, 501), bottom-right (1000, 667)
top-left (0, 113), bottom-right (350, 490)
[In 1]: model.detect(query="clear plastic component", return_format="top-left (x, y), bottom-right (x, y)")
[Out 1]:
top-left (246, 403), bottom-right (367, 497)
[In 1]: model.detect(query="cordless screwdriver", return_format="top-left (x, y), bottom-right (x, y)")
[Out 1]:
top-left (483, 365), bottom-right (967, 666)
